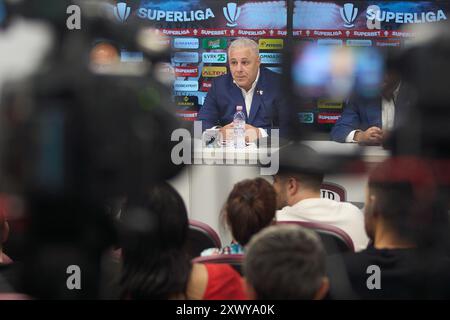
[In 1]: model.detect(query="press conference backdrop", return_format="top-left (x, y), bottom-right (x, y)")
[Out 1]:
top-left (111, 0), bottom-right (450, 132)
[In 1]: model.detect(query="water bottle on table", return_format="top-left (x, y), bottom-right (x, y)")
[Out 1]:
top-left (233, 105), bottom-right (246, 148)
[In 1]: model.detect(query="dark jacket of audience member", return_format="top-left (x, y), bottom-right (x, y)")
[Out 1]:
top-left (327, 157), bottom-right (450, 299)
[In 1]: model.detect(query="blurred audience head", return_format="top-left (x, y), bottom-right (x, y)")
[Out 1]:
top-left (120, 182), bottom-right (191, 299)
top-left (365, 157), bottom-right (437, 246)
top-left (272, 144), bottom-right (324, 209)
top-left (89, 41), bottom-right (120, 69)
top-left (273, 172), bottom-right (324, 209)
top-left (244, 225), bottom-right (328, 300)
top-left (224, 178), bottom-right (276, 246)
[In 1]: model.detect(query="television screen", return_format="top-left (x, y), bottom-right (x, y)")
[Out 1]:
top-left (289, 0), bottom-right (450, 135)
top-left (96, 0), bottom-right (450, 134)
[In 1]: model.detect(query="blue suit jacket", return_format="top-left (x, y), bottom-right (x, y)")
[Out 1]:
top-left (330, 85), bottom-right (411, 143)
top-left (198, 67), bottom-right (290, 137)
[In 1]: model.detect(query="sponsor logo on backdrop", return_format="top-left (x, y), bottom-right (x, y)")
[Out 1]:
top-left (317, 39), bottom-right (343, 46)
top-left (163, 29), bottom-right (192, 36)
top-left (173, 52), bottom-right (199, 63)
top-left (202, 52), bottom-right (227, 63)
top-left (375, 40), bottom-right (401, 47)
top-left (223, 2), bottom-right (241, 27)
top-left (175, 96), bottom-right (199, 107)
top-left (138, 8), bottom-right (215, 22)
top-left (202, 38), bottom-right (228, 49)
top-left (318, 113), bottom-right (341, 124)
top-left (366, 5), bottom-right (447, 24)
top-left (173, 92), bottom-right (207, 105)
top-left (114, 2), bottom-right (131, 23)
top-left (317, 100), bottom-right (343, 109)
top-left (120, 51), bottom-right (144, 62)
top-left (340, 3), bottom-right (358, 28)
top-left (175, 66), bottom-right (199, 77)
top-left (353, 30), bottom-right (382, 37)
top-left (201, 29), bottom-right (228, 36)
top-left (259, 39), bottom-right (284, 50)
top-left (173, 38), bottom-right (199, 49)
top-left (202, 66), bottom-right (227, 77)
top-left (346, 39), bottom-right (372, 46)
top-left (238, 29), bottom-right (267, 36)
top-left (321, 183), bottom-right (346, 202)
top-left (201, 81), bottom-right (212, 92)
top-left (173, 80), bottom-right (199, 92)
top-left (259, 52), bottom-right (282, 64)
top-left (299, 112), bottom-right (314, 124)
top-left (176, 111), bottom-right (198, 121)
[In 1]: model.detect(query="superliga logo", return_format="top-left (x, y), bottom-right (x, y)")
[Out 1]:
top-left (138, 7), bottom-right (215, 22)
top-left (223, 3), bottom-right (241, 27)
top-left (114, 2), bottom-right (131, 23)
top-left (366, 5), bottom-right (447, 24)
top-left (113, 2), bottom-right (244, 26)
top-left (340, 3), bottom-right (358, 28)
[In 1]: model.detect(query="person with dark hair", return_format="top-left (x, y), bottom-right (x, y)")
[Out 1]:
top-left (202, 178), bottom-right (276, 256)
top-left (273, 170), bottom-right (369, 251)
top-left (327, 157), bottom-right (450, 299)
top-left (244, 224), bottom-right (329, 300)
top-left (120, 182), bottom-right (247, 300)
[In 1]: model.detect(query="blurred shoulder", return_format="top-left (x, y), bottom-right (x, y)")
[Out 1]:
top-left (186, 263), bottom-right (208, 300)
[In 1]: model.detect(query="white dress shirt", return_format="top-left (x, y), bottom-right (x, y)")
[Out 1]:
top-left (233, 70), bottom-right (268, 138)
top-left (210, 70), bottom-right (265, 138)
top-left (236, 69), bottom-right (260, 117)
top-left (345, 84), bottom-right (401, 143)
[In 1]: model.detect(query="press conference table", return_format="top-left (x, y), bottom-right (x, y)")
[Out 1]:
top-left (169, 140), bottom-right (390, 244)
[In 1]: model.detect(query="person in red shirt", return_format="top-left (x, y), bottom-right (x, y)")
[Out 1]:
top-left (119, 182), bottom-right (246, 300)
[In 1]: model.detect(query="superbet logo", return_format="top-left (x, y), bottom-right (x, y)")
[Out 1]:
top-left (317, 113), bottom-right (341, 124)
top-left (175, 66), bottom-right (199, 77)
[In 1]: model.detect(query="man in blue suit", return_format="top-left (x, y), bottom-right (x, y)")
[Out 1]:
top-left (330, 72), bottom-right (410, 145)
top-left (198, 38), bottom-right (289, 141)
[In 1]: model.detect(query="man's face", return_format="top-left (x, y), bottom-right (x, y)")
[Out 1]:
top-left (229, 47), bottom-right (260, 91)
top-left (273, 175), bottom-right (288, 210)
top-left (382, 71), bottom-right (400, 99)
